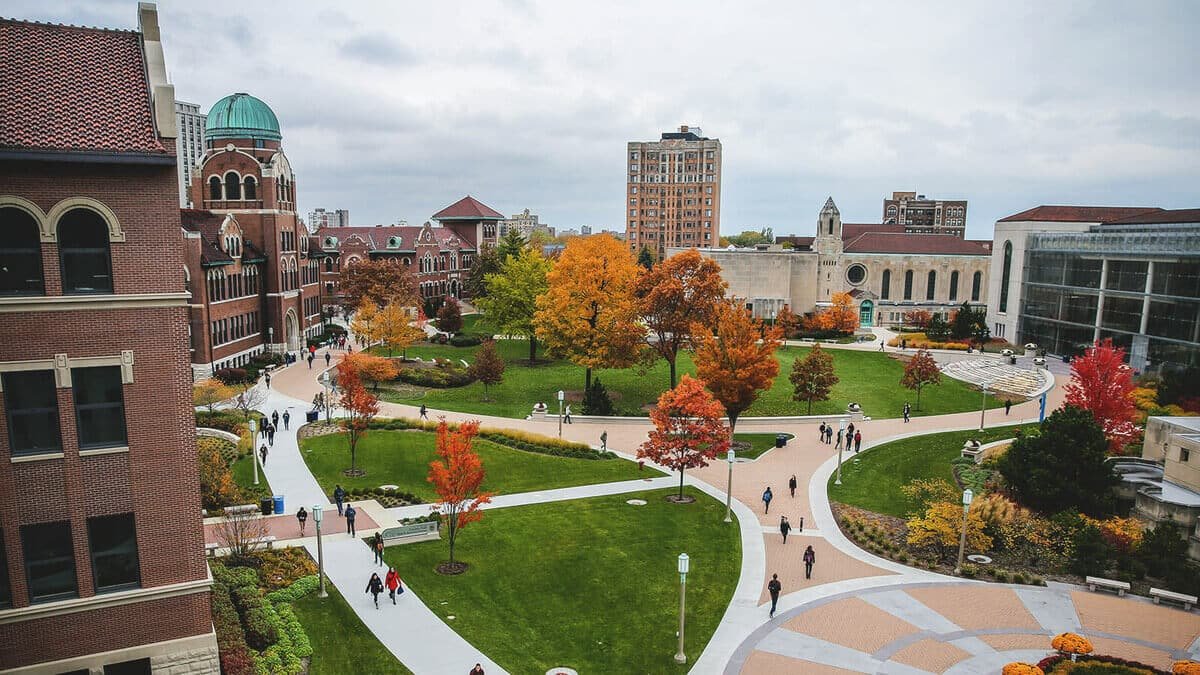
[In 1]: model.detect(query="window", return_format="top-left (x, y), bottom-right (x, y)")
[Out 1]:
top-left (243, 176), bottom-right (257, 201)
top-left (999, 240), bottom-right (1013, 312)
top-left (846, 264), bottom-right (866, 285)
top-left (209, 176), bottom-right (222, 200)
top-left (971, 271), bottom-right (982, 302)
top-left (21, 521), bottom-right (77, 602)
top-left (88, 514), bottom-right (139, 592)
top-left (881, 270), bottom-right (890, 299)
top-left (904, 270), bottom-right (913, 300)
top-left (0, 207), bottom-right (44, 295)
top-left (58, 209), bottom-right (113, 294)
top-left (103, 658), bottom-right (152, 675)
top-left (73, 366), bottom-right (127, 449)
top-left (224, 172), bottom-right (241, 200)
top-left (0, 529), bottom-right (10, 607)
top-left (926, 270), bottom-right (936, 300)
top-left (3, 371), bottom-right (61, 455)
top-left (949, 271), bottom-right (959, 301)
top-left (1182, 447), bottom-right (1190, 463)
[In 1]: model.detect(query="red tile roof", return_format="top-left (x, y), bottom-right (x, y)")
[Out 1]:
top-left (997, 205), bottom-right (1161, 223)
top-left (1103, 208), bottom-right (1200, 225)
top-left (181, 209), bottom-right (264, 265)
top-left (842, 223), bottom-right (906, 238)
top-left (0, 19), bottom-right (167, 155)
top-left (431, 196), bottom-right (504, 221)
top-left (843, 232), bottom-right (991, 256)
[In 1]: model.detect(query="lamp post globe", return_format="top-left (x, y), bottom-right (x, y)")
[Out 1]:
top-left (557, 389), bottom-right (565, 438)
top-left (674, 553), bottom-right (690, 664)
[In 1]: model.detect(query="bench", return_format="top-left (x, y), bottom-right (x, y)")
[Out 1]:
top-left (223, 504), bottom-right (261, 517)
top-left (205, 542), bottom-right (220, 557)
top-left (1150, 587), bottom-right (1197, 611)
top-left (381, 521), bottom-right (439, 545)
top-left (247, 536), bottom-right (276, 550)
top-left (1086, 575), bottom-right (1130, 597)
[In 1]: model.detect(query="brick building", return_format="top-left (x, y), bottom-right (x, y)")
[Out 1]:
top-left (0, 5), bottom-right (217, 673)
top-left (184, 92), bottom-right (323, 377)
top-left (882, 191), bottom-right (968, 237)
top-left (316, 196), bottom-right (498, 313)
top-left (626, 125), bottom-right (722, 259)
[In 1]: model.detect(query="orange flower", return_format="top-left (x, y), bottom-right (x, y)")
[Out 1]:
top-left (1174, 660), bottom-right (1200, 675)
top-left (1002, 663), bottom-right (1044, 675)
top-left (1051, 632), bottom-right (1094, 655)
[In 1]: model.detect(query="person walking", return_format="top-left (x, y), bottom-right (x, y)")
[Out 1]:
top-left (334, 484), bottom-right (346, 516)
top-left (470, 665), bottom-right (485, 675)
top-left (324, 352), bottom-right (331, 366)
top-left (803, 545), bottom-right (816, 579)
top-left (271, 410), bottom-right (280, 428)
top-left (903, 402), bottom-right (911, 423)
top-left (780, 516), bottom-right (791, 544)
top-left (296, 507), bottom-right (308, 535)
top-left (419, 404), bottom-right (428, 421)
top-left (564, 404), bottom-right (573, 424)
top-left (826, 426), bottom-right (833, 444)
top-left (282, 410), bottom-right (291, 430)
top-left (854, 430), bottom-right (862, 453)
top-left (788, 474), bottom-right (797, 498)
top-left (880, 338), bottom-right (885, 351)
top-left (372, 531), bottom-right (385, 566)
top-left (385, 567), bottom-right (402, 604)
top-left (762, 486), bottom-right (773, 514)
top-left (345, 503), bottom-right (357, 536)
top-left (847, 422), bottom-right (855, 440)
top-left (266, 423), bottom-right (275, 447)
top-left (1005, 398), bottom-right (1012, 416)
top-left (901, 338), bottom-right (907, 350)
top-left (307, 353), bottom-right (314, 369)
top-left (818, 422), bottom-right (826, 442)
top-left (600, 431), bottom-right (608, 452)
top-left (835, 427), bottom-right (843, 449)
top-left (264, 372), bottom-right (271, 389)
top-left (767, 574), bottom-right (782, 617)
top-left (365, 572), bottom-right (384, 609)
top-left (259, 443), bottom-right (268, 466)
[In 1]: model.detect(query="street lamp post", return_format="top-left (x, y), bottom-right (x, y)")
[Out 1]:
top-left (978, 385), bottom-right (988, 431)
top-left (835, 417), bottom-right (847, 486)
top-left (247, 419), bottom-right (260, 485)
top-left (674, 553), bottom-right (690, 664)
top-left (954, 488), bottom-right (974, 575)
top-left (557, 389), bottom-right (565, 438)
top-left (313, 504), bottom-right (328, 598)
top-left (724, 448), bottom-right (735, 523)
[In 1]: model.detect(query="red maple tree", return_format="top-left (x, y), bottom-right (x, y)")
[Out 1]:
top-left (692, 300), bottom-right (782, 433)
top-left (427, 420), bottom-right (494, 570)
top-left (637, 375), bottom-right (731, 499)
top-left (900, 349), bottom-right (942, 411)
top-left (337, 360), bottom-right (380, 476)
top-left (1064, 339), bottom-right (1138, 453)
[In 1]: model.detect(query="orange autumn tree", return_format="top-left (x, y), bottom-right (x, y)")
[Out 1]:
top-left (901, 348), bottom-right (942, 411)
top-left (427, 420), bottom-right (494, 571)
top-left (774, 304), bottom-right (799, 341)
top-left (336, 360), bottom-right (379, 476)
top-left (534, 234), bottom-right (642, 390)
top-left (637, 375), bottom-right (731, 500)
top-left (810, 292), bottom-right (860, 333)
top-left (339, 352), bottom-right (399, 391)
top-left (635, 249), bottom-right (727, 388)
top-left (692, 299), bottom-right (782, 433)
top-left (1064, 339), bottom-right (1138, 453)
top-left (375, 302), bottom-right (425, 358)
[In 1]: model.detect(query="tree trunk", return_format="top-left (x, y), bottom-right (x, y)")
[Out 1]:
top-left (668, 356), bottom-right (677, 390)
top-left (448, 517), bottom-right (456, 564)
top-left (678, 467), bottom-right (685, 498)
top-left (350, 438), bottom-right (357, 472)
top-left (528, 335), bottom-right (537, 365)
top-left (585, 367), bottom-right (593, 391)
top-left (916, 386), bottom-right (922, 411)
top-left (807, 398), bottom-right (813, 415)
top-left (728, 411), bottom-right (740, 434)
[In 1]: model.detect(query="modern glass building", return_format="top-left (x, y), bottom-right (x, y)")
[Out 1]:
top-left (1016, 210), bottom-right (1200, 372)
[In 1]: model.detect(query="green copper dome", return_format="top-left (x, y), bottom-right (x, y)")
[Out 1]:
top-left (205, 93), bottom-right (282, 142)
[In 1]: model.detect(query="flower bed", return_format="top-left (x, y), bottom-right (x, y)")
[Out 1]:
top-left (336, 485), bottom-right (423, 508)
top-left (1038, 653), bottom-right (1167, 674)
top-left (394, 359), bottom-right (475, 388)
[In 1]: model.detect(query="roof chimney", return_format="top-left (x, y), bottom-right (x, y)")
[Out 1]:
top-left (679, 125), bottom-right (689, 133)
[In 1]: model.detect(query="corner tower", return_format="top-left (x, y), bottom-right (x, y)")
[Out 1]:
top-left (815, 197), bottom-right (844, 302)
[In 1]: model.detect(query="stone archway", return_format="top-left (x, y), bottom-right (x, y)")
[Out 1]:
top-left (858, 299), bottom-right (874, 327)
top-left (285, 309), bottom-right (300, 352)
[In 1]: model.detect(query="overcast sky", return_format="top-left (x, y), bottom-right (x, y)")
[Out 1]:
top-left (11, 0), bottom-right (1200, 238)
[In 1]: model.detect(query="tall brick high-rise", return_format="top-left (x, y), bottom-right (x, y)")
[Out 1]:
top-left (0, 4), bottom-right (218, 673)
top-left (626, 125), bottom-right (722, 259)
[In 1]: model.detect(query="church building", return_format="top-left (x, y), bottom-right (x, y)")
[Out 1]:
top-left (674, 198), bottom-right (992, 327)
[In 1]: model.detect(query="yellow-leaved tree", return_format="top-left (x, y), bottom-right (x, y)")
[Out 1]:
top-left (350, 299), bottom-right (381, 346)
top-left (533, 234), bottom-right (642, 391)
top-left (375, 302), bottom-right (424, 358)
top-left (907, 500), bottom-right (992, 562)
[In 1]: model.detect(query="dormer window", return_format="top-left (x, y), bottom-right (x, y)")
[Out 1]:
top-left (324, 236), bottom-right (338, 248)
top-left (388, 236), bottom-right (401, 249)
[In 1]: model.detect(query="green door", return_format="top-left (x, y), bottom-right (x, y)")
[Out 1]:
top-left (859, 300), bottom-right (874, 327)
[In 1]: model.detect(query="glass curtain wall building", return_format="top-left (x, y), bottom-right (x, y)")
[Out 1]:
top-left (1018, 215), bottom-right (1200, 373)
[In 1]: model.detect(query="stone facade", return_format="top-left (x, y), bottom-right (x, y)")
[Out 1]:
top-left (1134, 417), bottom-right (1200, 561)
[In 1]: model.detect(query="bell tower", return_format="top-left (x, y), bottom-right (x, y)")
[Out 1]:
top-left (815, 197), bottom-right (844, 301)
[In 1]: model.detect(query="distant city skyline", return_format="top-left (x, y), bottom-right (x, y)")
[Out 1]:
top-left (12, 0), bottom-right (1199, 239)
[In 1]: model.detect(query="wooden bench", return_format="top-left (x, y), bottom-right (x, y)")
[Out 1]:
top-left (1150, 587), bottom-right (1197, 611)
top-left (1086, 575), bottom-right (1130, 597)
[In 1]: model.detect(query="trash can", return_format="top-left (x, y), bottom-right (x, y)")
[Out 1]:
top-left (306, 410), bottom-right (319, 423)
top-left (273, 495), bottom-right (284, 515)
top-left (775, 434), bottom-right (788, 448)
top-left (259, 497), bottom-right (273, 516)
top-left (1009, 355), bottom-right (1017, 365)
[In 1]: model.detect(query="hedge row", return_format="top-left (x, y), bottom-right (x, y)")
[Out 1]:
top-left (395, 365), bottom-right (475, 388)
top-left (212, 580), bottom-right (256, 675)
top-left (368, 418), bottom-right (615, 460)
top-left (211, 564), bottom-right (315, 675)
top-left (337, 486), bottom-right (424, 505)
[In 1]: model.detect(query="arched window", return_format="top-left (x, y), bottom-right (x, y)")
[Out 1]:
top-left (324, 257), bottom-right (333, 273)
top-left (209, 176), bottom-right (222, 200)
top-left (224, 172), bottom-right (241, 200)
top-left (880, 269), bottom-right (890, 300)
top-left (0, 207), bottom-right (44, 295)
top-left (243, 176), bottom-right (257, 200)
top-left (58, 208), bottom-right (112, 294)
top-left (949, 271), bottom-right (959, 301)
top-left (999, 241), bottom-right (1013, 312)
top-left (926, 270), bottom-right (936, 300)
top-left (971, 271), bottom-right (982, 302)
top-left (903, 270), bottom-right (913, 300)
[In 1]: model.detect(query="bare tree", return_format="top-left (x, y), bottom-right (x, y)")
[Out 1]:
top-left (216, 507), bottom-right (271, 560)
top-left (232, 384), bottom-right (269, 422)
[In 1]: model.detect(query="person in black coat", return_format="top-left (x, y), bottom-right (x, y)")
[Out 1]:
top-left (365, 572), bottom-right (384, 609)
top-left (788, 474), bottom-right (797, 498)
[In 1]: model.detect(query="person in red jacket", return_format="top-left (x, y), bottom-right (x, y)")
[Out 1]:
top-left (384, 567), bottom-right (403, 605)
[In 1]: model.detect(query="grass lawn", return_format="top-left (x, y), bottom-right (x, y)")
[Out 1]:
top-left (231, 453), bottom-right (272, 502)
top-left (292, 581), bottom-right (413, 675)
top-left (733, 432), bottom-right (794, 460)
top-left (300, 429), bottom-right (656, 500)
top-left (372, 339), bottom-right (1002, 420)
top-left (827, 424), bottom-right (1030, 517)
top-left (383, 486), bottom-right (740, 673)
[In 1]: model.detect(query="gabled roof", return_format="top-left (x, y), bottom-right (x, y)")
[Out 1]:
top-left (181, 209), bottom-right (264, 265)
top-left (432, 196), bottom-right (504, 221)
top-left (0, 19), bottom-right (168, 156)
top-left (997, 205), bottom-right (1161, 223)
top-left (842, 223), bottom-right (906, 239)
top-left (843, 232), bottom-right (991, 256)
top-left (1103, 208), bottom-right (1200, 225)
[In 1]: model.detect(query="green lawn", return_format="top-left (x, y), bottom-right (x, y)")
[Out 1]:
top-left (383, 487), bottom-right (740, 673)
top-left (372, 339), bottom-right (1002, 420)
top-left (231, 453), bottom-right (272, 502)
top-left (827, 424), bottom-right (1029, 517)
top-left (292, 581), bottom-right (412, 675)
top-left (300, 429), bottom-right (655, 500)
top-left (733, 433), bottom-right (793, 459)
